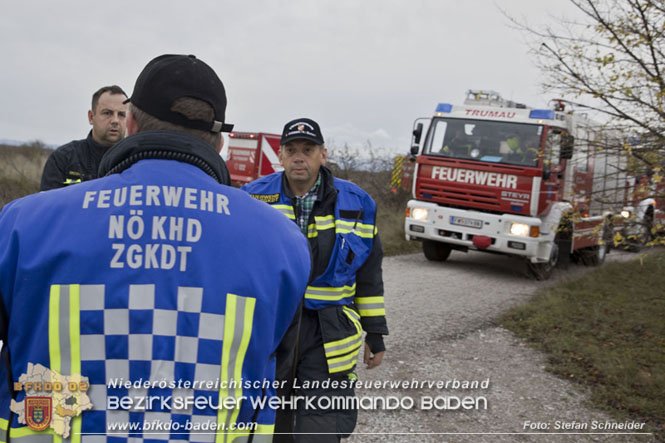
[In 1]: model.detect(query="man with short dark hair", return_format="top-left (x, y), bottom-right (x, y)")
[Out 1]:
top-left (243, 118), bottom-right (388, 442)
top-left (1, 55), bottom-right (310, 441)
top-left (40, 85), bottom-right (128, 190)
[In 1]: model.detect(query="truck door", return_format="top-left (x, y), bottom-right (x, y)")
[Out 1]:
top-left (571, 134), bottom-right (594, 217)
top-left (538, 127), bottom-right (567, 213)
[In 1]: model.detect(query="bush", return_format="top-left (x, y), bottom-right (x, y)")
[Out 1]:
top-left (0, 142), bottom-right (50, 207)
top-left (328, 143), bottom-right (419, 256)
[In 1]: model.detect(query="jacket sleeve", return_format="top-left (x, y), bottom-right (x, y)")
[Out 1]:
top-left (354, 232), bottom-right (388, 337)
top-left (39, 150), bottom-right (67, 191)
top-left (0, 291), bottom-right (10, 440)
top-left (0, 206), bottom-right (13, 438)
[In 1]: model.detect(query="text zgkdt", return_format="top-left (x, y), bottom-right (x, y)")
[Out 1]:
top-left (431, 166), bottom-right (518, 189)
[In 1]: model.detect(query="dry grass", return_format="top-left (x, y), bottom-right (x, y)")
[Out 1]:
top-left (0, 143), bottom-right (418, 256)
top-left (501, 251), bottom-right (665, 438)
top-left (0, 143), bottom-right (50, 207)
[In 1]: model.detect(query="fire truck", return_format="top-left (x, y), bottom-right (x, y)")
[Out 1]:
top-left (225, 132), bottom-right (282, 186)
top-left (404, 90), bottom-right (653, 279)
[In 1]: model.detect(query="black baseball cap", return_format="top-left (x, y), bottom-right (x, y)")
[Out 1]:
top-left (280, 118), bottom-right (324, 145)
top-left (125, 54), bottom-right (234, 133)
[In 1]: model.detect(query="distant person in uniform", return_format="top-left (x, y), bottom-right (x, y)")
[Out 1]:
top-left (1, 55), bottom-right (310, 440)
top-left (40, 85), bottom-right (128, 190)
top-left (443, 127), bottom-right (471, 157)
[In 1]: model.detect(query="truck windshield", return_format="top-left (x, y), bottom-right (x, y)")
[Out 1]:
top-left (424, 118), bottom-right (543, 167)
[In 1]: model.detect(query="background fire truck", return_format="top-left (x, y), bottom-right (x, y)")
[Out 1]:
top-left (225, 132), bottom-right (282, 186)
top-left (404, 90), bottom-right (659, 279)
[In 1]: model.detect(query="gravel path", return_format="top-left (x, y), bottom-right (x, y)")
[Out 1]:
top-left (348, 249), bottom-right (657, 442)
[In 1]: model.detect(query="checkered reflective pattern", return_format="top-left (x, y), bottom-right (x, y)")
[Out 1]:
top-left (79, 284), bottom-right (225, 442)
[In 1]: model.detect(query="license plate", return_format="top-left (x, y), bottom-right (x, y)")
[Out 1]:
top-left (450, 216), bottom-right (483, 229)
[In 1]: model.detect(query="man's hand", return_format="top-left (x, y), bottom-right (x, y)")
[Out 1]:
top-left (363, 343), bottom-right (384, 369)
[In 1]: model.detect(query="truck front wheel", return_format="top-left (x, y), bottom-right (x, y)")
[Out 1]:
top-left (423, 240), bottom-right (452, 261)
top-left (527, 242), bottom-right (559, 280)
top-left (581, 222), bottom-right (612, 266)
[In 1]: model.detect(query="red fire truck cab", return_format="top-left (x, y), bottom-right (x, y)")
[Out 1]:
top-left (405, 90), bottom-right (633, 279)
top-left (225, 132), bottom-right (282, 186)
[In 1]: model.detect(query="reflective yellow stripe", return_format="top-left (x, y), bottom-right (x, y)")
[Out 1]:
top-left (217, 294), bottom-right (256, 443)
top-left (355, 296), bottom-right (386, 317)
top-left (69, 285), bottom-right (81, 443)
top-left (314, 215), bottom-right (335, 230)
top-left (335, 220), bottom-right (375, 238)
top-left (325, 338), bottom-right (362, 359)
top-left (335, 220), bottom-right (374, 231)
top-left (49, 284), bottom-right (75, 443)
top-left (327, 351), bottom-right (358, 373)
top-left (358, 308), bottom-right (385, 316)
top-left (305, 284), bottom-right (356, 301)
top-left (272, 204), bottom-right (295, 220)
top-left (324, 307), bottom-right (362, 373)
top-left (355, 296), bottom-right (383, 304)
top-left (335, 228), bottom-right (373, 238)
top-left (255, 424), bottom-right (275, 434)
top-left (324, 329), bottom-right (362, 358)
top-left (49, 285), bottom-right (61, 374)
top-left (306, 224), bottom-right (318, 238)
top-left (63, 179), bottom-right (81, 185)
top-left (0, 417), bottom-right (7, 443)
top-left (342, 305), bottom-right (360, 322)
top-left (306, 216), bottom-right (337, 238)
top-left (9, 426), bottom-right (57, 438)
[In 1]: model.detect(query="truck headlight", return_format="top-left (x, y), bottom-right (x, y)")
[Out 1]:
top-left (411, 208), bottom-right (429, 221)
top-left (621, 210), bottom-right (631, 218)
top-left (510, 222), bottom-right (530, 237)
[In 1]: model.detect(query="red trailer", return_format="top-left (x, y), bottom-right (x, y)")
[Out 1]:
top-left (225, 132), bottom-right (282, 186)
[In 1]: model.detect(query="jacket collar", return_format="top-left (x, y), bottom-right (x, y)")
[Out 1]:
top-left (98, 130), bottom-right (230, 184)
top-left (282, 165), bottom-right (336, 201)
top-left (86, 130), bottom-right (110, 159)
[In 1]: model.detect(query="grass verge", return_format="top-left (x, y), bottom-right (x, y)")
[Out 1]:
top-left (376, 204), bottom-right (421, 257)
top-left (501, 250), bottom-right (665, 438)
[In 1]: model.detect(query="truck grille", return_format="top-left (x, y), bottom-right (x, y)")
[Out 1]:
top-left (418, 179), bottom-right (501, 210)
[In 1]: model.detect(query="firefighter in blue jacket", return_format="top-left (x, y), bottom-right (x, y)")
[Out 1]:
top-left (242, 118), bottom-right (388, 442)
top-left (0, 54), bottom-right (310, 442)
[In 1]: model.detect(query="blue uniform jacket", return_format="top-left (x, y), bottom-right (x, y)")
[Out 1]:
top-left (0, 131), bottom-right (310, 442)
top-left (242, 168), bottom-right (387, 374)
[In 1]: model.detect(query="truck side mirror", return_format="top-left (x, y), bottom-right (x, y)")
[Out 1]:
top-left (411, 123), bottom-right (424, 156)
top-left (561, 135), bottom-right (574, 160)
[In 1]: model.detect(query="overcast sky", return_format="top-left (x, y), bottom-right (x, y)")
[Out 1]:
top-left (0, 1), bottom-right (583, 156)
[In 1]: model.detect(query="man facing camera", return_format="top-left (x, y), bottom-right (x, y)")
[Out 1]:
top-left (40, 85), bottom-right (128, 190)
top-left (243, 118), bottom-right (388, 442)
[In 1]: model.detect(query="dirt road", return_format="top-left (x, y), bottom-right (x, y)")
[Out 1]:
top-left (348, 249), bottom-right (656, 442)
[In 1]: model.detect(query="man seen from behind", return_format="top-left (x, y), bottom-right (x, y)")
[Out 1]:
top-left (0, 54), bottom-right (310, 441)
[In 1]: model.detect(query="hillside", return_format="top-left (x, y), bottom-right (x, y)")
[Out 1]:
top-left (0, 143), bottom-right (51, 206)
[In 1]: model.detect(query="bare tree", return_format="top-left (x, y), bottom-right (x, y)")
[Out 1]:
top-left (507, 0), bottom-right (665, 245)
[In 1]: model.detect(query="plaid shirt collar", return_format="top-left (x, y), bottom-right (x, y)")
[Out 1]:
top-left (293, 173), bottom-right (322, 234)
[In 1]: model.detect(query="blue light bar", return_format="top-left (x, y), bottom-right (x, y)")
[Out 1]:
top-left (435, 103), bottom-right (453, 113)
top-left (529, 109), bottom-right (555, 120)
